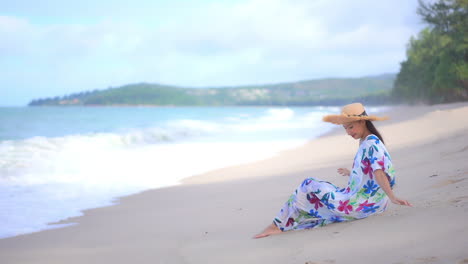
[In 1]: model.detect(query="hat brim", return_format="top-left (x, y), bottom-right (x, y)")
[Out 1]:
top-left (322, 114), bottom-right (389, 125)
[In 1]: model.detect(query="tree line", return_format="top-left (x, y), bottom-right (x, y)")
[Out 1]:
top-left (393, 0), bottom-right (468, 103)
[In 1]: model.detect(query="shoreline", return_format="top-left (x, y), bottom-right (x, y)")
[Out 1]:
top-left (181, 101), bottom-right (468, 185)
top-left (1, 102), bottom-right (468, 263)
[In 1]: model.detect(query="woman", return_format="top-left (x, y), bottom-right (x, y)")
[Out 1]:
top-left (254, 103), bottom-right (412, 239)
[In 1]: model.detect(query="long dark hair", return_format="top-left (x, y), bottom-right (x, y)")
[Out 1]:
top-left (365, 120), bottom-right (385, 144)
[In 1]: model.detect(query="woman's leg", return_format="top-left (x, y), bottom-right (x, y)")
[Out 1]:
top-left (253, 222), bottom-right (282, 239)
top-left (254, 178), bottom-right (314, 238)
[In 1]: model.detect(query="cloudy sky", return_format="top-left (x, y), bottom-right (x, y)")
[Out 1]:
top-left (1, 0), bottom-right (425, 106)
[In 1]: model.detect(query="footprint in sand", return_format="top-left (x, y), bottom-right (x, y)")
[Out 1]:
top-left (451, 196), bottom-right (468, 205)
top-left (432, 178), bottom-right (466, 188)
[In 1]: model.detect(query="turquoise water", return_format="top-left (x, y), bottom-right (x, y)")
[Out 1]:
top-left (0, 106), bottom-right (337, 141)
top-left (0, 105), bottom-right (347, 238)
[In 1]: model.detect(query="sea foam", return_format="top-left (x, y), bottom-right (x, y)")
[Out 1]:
top-left (0, 106), bottom-right (344, 238)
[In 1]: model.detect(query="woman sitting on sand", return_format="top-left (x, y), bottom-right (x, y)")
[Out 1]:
top-left (254, 103), bottom-right (412, 239)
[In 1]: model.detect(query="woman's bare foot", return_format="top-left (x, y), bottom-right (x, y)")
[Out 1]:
top-left (253, 223), bottom-right (282, 239)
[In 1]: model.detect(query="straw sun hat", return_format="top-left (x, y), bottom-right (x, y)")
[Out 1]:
top-left (322, 103), bottom-right (389, 125)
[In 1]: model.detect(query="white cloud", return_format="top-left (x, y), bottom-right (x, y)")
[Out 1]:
top-left (0, 0), bottom-right (424, 105)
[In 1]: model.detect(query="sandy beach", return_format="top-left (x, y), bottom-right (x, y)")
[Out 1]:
top-left (1, 102), bottom-right (467, 264)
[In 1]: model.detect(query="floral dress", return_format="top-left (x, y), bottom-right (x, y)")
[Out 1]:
top-left (273, 134), bottom-right (396, 231)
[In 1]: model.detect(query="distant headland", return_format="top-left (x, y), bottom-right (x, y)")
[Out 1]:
top-left (28, 73), bottom-right (396, 107)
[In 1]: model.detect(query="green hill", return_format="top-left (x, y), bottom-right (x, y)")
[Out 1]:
top-left (29, 74), bottom-right (396, 106)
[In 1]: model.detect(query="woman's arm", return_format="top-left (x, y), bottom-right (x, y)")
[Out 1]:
top-left (374, 169), bottom-right (412, 206)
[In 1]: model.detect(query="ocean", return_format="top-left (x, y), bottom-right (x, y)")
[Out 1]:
top-left (0, 105), bottom-right (385, 239)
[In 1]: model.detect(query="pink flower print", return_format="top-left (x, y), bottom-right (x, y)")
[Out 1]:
top-left (361, 157), bottom-right (372, 176)
top-left (307, 193), bottom-right (324, 210)
top-left (370, 157), bottom-right (385, 179)
top-left (377, 157), bottom-right (385, 169)
top-left (340, 186), bottom-right (351, 194)
top-left (338, 200), bottom-right (353, 215)
top-left (356, 200), bottom-right (376, 212)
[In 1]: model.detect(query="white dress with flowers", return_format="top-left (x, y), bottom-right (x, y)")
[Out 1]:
top-left (273, 134), bottom-right (395, 231)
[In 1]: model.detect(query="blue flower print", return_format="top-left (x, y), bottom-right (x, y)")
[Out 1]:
top-left (367, 135), bottom-right (380, 144)
top-left (300, 178), bottom-right (312, 192)
top-left (362, 204), bottom-right (380, 213)
top-left (363, 180), bottom-right (378, 194)
top-left (387, 173), bottom-right (395, 188)
top-left (320, 193), bottom-right (336, 209)
top-left (368, 147), bottom-right (378, 164)
top-left (308, 209), bottom-right (321, 218)
top-left (330, 215), bottom-right (344, 223)
top-left (298, 221), bottom-right (320, 229)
